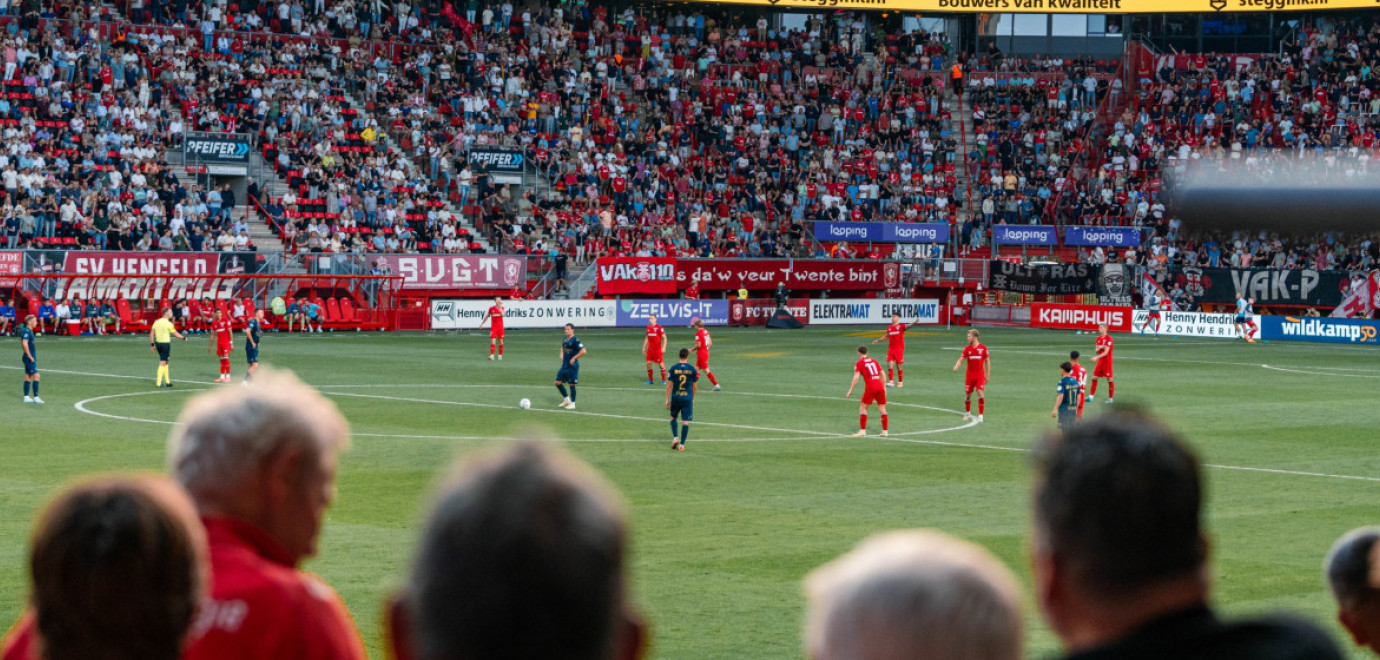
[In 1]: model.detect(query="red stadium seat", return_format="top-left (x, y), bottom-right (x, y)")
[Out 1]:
top-left (325, 298), bottom-right (342, 323)
top-left (338, 297), bottom-right (358, 322)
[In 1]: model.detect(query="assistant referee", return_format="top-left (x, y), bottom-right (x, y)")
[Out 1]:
top-left (150, 308), bottom-right (187, 388)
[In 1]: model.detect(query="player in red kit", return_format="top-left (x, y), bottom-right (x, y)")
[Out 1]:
top-left (209, 309), bottom-right (234, 382)
top-left (1069, 350), bottom-right (1088, 419)
top-left (685, 278), bottom-right (700, 300)
top-left (871, 313), bottom-right (923, 386)
top-left (689, 318), bottom-right (721, 390)
top-left (1088, 323), bottom-right (1115, 403)
top-left (478, 297), bottom-right (505, 360)
top-left (951, 329), bottom-right (989, 422)
top-left (642, 313), bottom-right (668, 385)
top-left (846, 345), bottom-right (889, 437)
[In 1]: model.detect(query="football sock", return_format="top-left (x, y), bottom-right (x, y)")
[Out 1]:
top-left (660, 367), bottom-right (667, 381)
top-left (881, 414), bottom-right (888, 431)
top-left (707, 372), bottom-right (719, 386)
top-left (647, 368), bottom-right (654, 382)
top-left (887, 368), bottom-right (894, 381)
top-left (978, 398), bottom-right (985, 415)
top-left (859, 414), bottom-right (867, 431)
top-left (557, 384), bottom-right (568, 398)
top-left (1090, 380), bottom-right (1099, 396)
top-left (220, 357), bottom-right (230, 376)
top-left (680, 423), bottom-right (688, 444)
top-left (569, 386), bottom-right (577, 402)
top-left (965, 399), bottom-right (971, 412)
top-left (31, 382), bottom-right (37, 396)
top-left (898, 368), bottom-right (904, 383)
top-left (1109, 382), bottom-right (1116, 397)
top-left (498, 344), bottom-right (503, 356)
top-left (23, 381), bottom-right (30, 396)
top-left (490, 344), bottom-right (495, 356)
top-left (671, 418), bottom-right (679, 438)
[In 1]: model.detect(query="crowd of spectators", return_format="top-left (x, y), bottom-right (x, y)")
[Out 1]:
top-left (6, 380), bottom-right (1378, 660)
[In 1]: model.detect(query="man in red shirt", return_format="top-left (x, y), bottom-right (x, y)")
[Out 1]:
top-left (1069, 350), bottom-right (1088, 420)
top-left (209, 309), bottom-right (234, 382)
top-left (642, 314), bottom-right (667, 385)
top-left (846, 346), bottom-right (888, 437)
top-left (871, 313), bottom-right (923, 387)
top-left (689, 318), bottom-right (720, 390)
top-left (951, 329), bottom-right (989, 423)
top-left (1088, 323), bottom-right (1115, 403)
top-left (169, 369), bottom-right (366, 660)
top-left (479, 297), bottom-right (506, 360)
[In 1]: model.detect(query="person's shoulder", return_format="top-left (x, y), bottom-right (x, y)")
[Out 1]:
top-left (1206, 613), bottom-right (1344, 660)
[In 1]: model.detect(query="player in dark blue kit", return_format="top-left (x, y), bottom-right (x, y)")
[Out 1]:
top-left (555, 323), bottom-right (586, 410)
top-left (20, 315), bottom-right (41, 404)
top-left (243, 309), bottom-right (264, 384)
top-left (1051, 361), bottom-right (1080, 433)
top-left (666, 348), bottom-right (699, 451)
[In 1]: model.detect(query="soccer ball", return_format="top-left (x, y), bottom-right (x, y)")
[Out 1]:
top-left (519, 398), bottom-right (531, 410)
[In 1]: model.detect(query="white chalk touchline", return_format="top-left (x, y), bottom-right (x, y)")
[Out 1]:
top-left (1261, 365), bottom-right (1380, 379)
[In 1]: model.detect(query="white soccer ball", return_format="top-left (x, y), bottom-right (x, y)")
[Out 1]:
top-left (519, 398), bottom-right (531, 410)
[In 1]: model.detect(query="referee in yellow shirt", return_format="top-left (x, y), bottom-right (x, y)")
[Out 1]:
top-left (149, 308), bottom-right (187, 388)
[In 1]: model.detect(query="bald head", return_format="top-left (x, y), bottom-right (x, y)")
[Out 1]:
top-left (1327, 527), bottom-right (1380, 655)
top-left (804, 530), bottom-right (1023, 660)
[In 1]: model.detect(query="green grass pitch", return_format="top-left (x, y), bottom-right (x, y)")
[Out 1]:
top-left (2, 325), bottom-right (1378, 658)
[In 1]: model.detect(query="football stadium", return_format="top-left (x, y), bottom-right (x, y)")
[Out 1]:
top-left (1, 2), bottom-right (1379, 659)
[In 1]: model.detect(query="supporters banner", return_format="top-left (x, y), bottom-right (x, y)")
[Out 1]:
top-left (1331, 271), bottom-right (1378, 319)
top-left (1260, 315), bottom-right (1380, 344)
top-left (807, 299), bottom-right (940, 326)
top-left (988, 261), bottom-right (1098, 295)
top-left (372, 255), bottom-right (526, 290)
top-left (597, 257), bottom-right (678, 295)
top-left (1131, 310), bottom-right (1253, 338)
top-left (50, 276), bottom-right (252, 302)
top-left (678, 259), bottom-right (901, 291)
top-left (430, 300), bottom-right (616, 330)
top-left (729, 298), bottom-right (812, 326)
top-left (1166, 266), bottom-right (1346, 306)
top-left (992, 225), bottom-right (1058, 246)
top-left (812, 222), bottom-right (951, 244)
top-left (1032, 303), bottom-right (1133, 332)
top-left (63, 252), bottom-right (220, 276)
top-left (0, 250), bottom-right (21, 286)
top-left (1098, 263), bottom-right (1135, 306)
top-left (615, 299), bottom-right (730, 327)
top-left (682, 0), bottom-right (1380, 12)
top-left (1065, 227), bottom-right (1142, 248)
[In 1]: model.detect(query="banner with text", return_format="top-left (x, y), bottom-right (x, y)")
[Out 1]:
top-left (597, 257), bottom-right (678, 295)
top-left (373, 255), bottom-right (527, 290)
top-left (1032, 303), bottom-right (1133, 332)
top-left (681, 0), bottom-right (1376, 13)
top-left (63, 252), bottom-right (220, 276)
top-left (1260, 315), bottom-right (1380, 344)
top-left (0, 250), bottom-right (21, 286)
top-left (992, 225), bottom-right (1058, 246)
top-left (1166, 266), bottom-right (1346, 307)
top-left (1065, 226), bottom-right (1142, 248)
top-left (1131, 310), bottom-right (1255, 338)
top-left (807, 298), bottom-right (940, 326)
top-left (616, 299), bottom-right (730, 327)
top-left (988, 261), bottom-right (1099, 295)
top-left (729, 298), bottom-right (812, 326)
top-left (813, 222), bottom-right (951, 244)
top-left (678, 259), bottom-right (901, 291)
top-left (430, 300), bottom-right (616, 330)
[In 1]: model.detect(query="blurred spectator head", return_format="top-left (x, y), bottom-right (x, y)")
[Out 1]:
top-left (166, 367), bottom-right (349, 564)
top-left (804, 529), bottom-right (1022, 660)
top-left (28, 475), bottom-right (207, 660)
top-left (1326, 527), bottom-right (1380, 654)
top-left (388, 441), bottom-right (645, 660)
top-left (1032, 410), bottom-right (1207, 646)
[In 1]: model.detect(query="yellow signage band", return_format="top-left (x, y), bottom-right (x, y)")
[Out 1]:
top-left (676, 0), bottom-right (1365, 13)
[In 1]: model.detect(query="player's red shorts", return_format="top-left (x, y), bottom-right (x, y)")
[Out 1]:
top-left (696, 354), bottom-right (709, 370)
top-left (1094, 361), bottom-right (1113, 378)
top-left (647, 351), bottom-right (663, 363)
top-left (217, 343), bottom-right (232, 357)
top-left (1148, 312), bottom-right (1161, 320)
top-left (490, 327), bottom-right (504, 340)
top-left (861, 385), bottom-right (887, 405)
top-left (887, 349), bottom-right (904, 364)
top-left (964, 375), bottom-right (987, 394)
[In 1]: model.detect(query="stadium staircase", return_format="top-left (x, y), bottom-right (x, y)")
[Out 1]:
top-left (950, 84), bottom-right (978, 250)
top-left (165, 149), bottom-right (292, 259)
top-left (338, 89), bottom-right (494, 253)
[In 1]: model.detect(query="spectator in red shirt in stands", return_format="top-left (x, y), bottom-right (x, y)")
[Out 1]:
top-left (167, 368), bottom-right (366, 660)
top-left (1, 475), bottom-right (208, 660)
